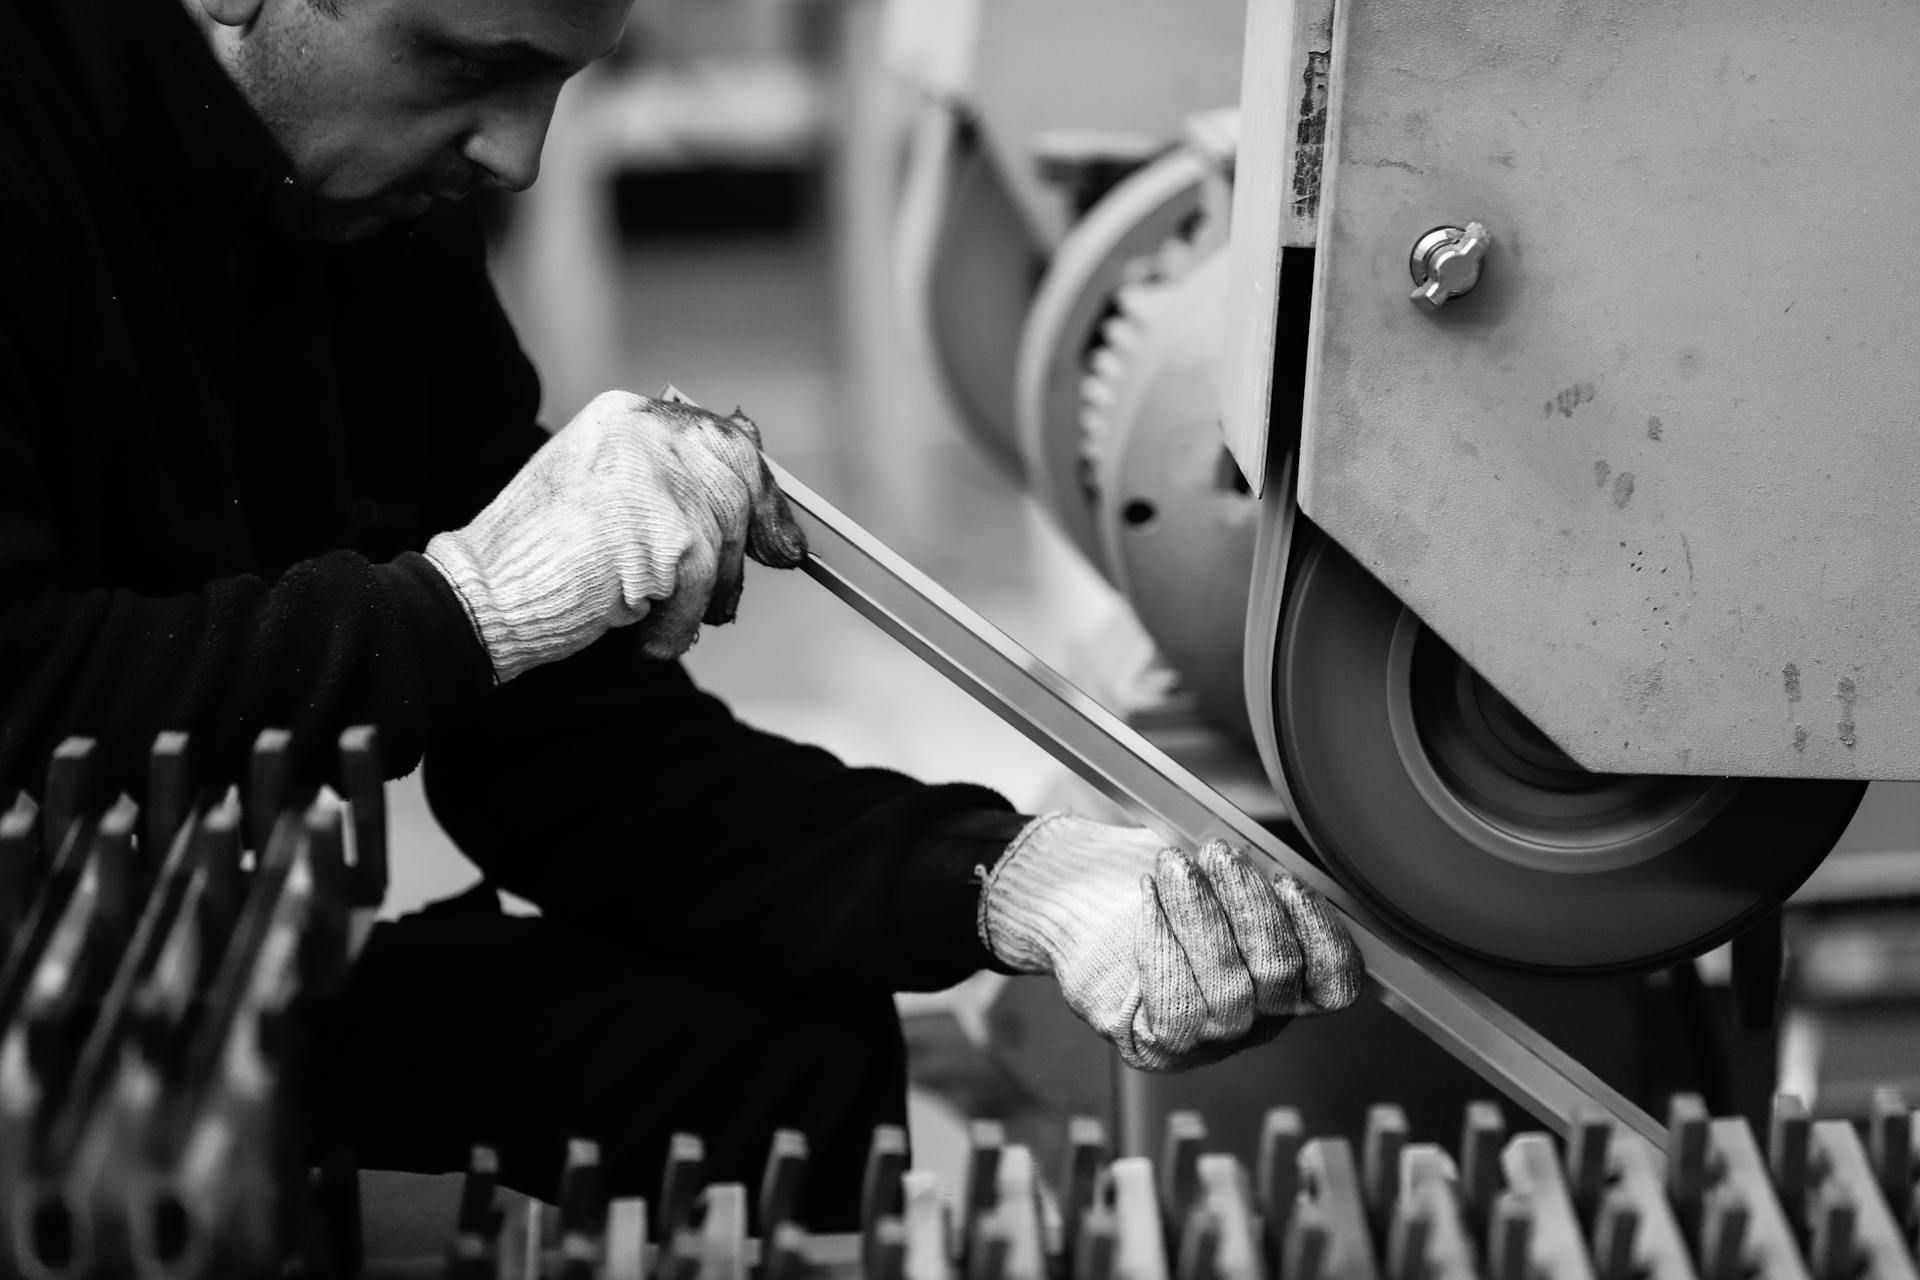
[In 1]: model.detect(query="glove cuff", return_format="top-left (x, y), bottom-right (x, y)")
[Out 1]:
top-left (977, 812), bottom-right (1166, 976)
top-left (424, 530), bottom-right (612, 684)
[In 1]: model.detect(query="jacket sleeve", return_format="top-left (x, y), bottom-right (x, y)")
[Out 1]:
top-left (399, 220), bottom-right (1028, 995)
top-left (422, 633), bottom-right (1029, 995)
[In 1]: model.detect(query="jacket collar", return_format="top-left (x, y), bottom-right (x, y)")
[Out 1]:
top-left (59, 0), bottom-right (295, 233)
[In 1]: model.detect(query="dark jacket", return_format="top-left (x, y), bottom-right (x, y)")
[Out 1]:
top-left (0, 0), bottom-right (1024, 991)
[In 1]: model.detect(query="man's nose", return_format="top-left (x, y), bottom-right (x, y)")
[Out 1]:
top-left (462, 89), bottom-right (560, 193)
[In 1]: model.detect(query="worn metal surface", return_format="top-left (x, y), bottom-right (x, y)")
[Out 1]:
top-left (1301, 0), bottom-right (1920, 778)
top-left (1221, 0), bottom-right (1332, 496)
top-left (770, 460), bottom-right (1664, 1148)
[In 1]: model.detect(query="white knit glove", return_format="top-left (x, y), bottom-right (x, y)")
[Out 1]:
top-left (424, 390), bottom-right (807, 682)
top-left (979, 813), bottom-right (1365, 1071)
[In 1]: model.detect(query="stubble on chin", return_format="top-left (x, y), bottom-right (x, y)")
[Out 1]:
top-left (220, 11), bottom-right (364, 239)
top-left (270, 185), bottom-right (396, 242)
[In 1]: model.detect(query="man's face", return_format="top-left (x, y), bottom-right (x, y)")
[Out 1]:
top-left (215, 0), bottom-right (628, 240)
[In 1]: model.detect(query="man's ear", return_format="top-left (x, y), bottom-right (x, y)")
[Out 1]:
top-left (199, 0), bottom-right (267, 28)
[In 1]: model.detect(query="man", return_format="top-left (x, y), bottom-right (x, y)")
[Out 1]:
top-left (0, 0), bottom-right (1364, 1224)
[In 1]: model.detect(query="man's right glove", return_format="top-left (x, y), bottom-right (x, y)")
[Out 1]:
top-left (978, 813), bottom-right (1365, 1071)
top-left (425, 390), bottom-right (808, 682)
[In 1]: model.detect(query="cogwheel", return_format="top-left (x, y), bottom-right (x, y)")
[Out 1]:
top-left (1142, 220), bottom-right (1208, 283)
top-left (1076, 231), bottom-right (1203, 479)
top-left (1017, 143), bottom-right (1215, 580)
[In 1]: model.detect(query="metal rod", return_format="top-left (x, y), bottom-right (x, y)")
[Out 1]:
top-left (770, 460), bottom-right (1664, 1150)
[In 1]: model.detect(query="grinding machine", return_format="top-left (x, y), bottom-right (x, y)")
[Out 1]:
top-left (884, 0), bottom-right (1920, 988)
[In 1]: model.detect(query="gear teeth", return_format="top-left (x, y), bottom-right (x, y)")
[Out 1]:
top-left (1090, 347), bottom-right (1128, 382)
top-left (1080, 372), bottom-right (1118, 411)
top-left (1114, 282), bottom-right (1162, 319)
top-left (1116, 256), bottom-right (1157, 291)
top-left (1152, 235), bottom-right (1200, 281)
top-left (1078, 309), bottom-right (1146, 472)
top-left (1098, 313), bottom-right (1141, 355)
top-left (1078, 405), bottom-right (1111, 469)
top-left (1076, 218), bottom-right (1210, 480)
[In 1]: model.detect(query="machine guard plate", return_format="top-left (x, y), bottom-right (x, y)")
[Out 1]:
top-left (1301, 0), bottom-right (1920, 778)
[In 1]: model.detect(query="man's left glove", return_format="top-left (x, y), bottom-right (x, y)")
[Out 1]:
top-left (978, 813), bottom-right (1364, 1071)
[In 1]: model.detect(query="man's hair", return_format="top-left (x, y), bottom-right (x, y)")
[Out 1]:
top-left (309, 0), bottom-right (344, 15)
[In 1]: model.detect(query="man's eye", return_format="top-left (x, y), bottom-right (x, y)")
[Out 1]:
top-left (445, 53), bottom-right (499, 84)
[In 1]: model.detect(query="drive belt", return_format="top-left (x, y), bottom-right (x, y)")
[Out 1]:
top-left (769, 460), bottom-right (1665, 1151)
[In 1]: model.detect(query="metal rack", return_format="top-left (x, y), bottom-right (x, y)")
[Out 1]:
top-left (0, 735), bottom-right (1915, 1280)
top-left (379, 1094), bottom-right (1920, 1280)
top-left (0, 728), bottom-right (387, 1279)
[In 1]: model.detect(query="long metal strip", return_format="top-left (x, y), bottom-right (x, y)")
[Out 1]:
top-left (769, 460), bottom-right (1664, 1150)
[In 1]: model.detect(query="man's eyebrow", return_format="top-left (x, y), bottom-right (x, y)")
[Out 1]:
top-left (437, 32), bottom-right (621, 72)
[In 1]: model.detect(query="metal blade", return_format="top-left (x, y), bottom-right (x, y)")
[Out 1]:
top-left (769, 459), bottom-right (1664, 1150)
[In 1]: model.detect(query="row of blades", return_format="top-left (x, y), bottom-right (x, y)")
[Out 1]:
top-left (429, 1091), bottom-right (1920, 1280)
top-left (0, 729), bottom-right (390, 1280)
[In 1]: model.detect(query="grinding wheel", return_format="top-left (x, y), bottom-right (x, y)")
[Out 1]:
top-left (1272, 523), bottom-right (1867, 972)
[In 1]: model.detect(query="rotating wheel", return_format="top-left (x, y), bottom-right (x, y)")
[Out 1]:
top-left (1273, 523), bottom-right (1867, 972)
